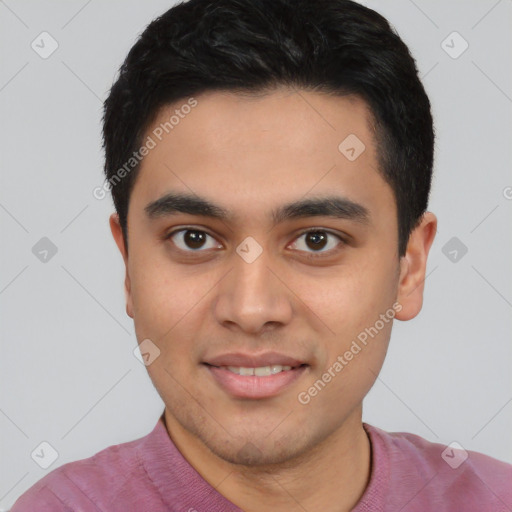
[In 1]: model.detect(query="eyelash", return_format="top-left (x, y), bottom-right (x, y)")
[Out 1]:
top-left (164, 226), bottom-right (346, 259)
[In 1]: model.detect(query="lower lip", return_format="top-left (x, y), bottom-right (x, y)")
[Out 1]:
top-left (204, 364), bottom-right (308, 399)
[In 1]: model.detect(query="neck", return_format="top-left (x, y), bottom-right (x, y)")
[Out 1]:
top-left (164, 407), bottom-right (372, 512)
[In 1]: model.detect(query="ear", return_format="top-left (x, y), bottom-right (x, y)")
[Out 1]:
top-left (109, 213), bottom-right (134, 319)
top-left (395, 212), bottom-right (437, 321)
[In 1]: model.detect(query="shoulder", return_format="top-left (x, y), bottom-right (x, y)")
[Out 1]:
top-left (10, 426), bottom-right (157, 512)
top-left (364, 423), bottom-right (512, 511)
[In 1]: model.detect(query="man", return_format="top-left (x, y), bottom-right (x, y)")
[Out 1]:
top-left (11, 0), bottom-right (512, 510)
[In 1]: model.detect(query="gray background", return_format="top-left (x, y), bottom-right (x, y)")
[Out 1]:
top-left (1, 0), bottom-right (511, 509)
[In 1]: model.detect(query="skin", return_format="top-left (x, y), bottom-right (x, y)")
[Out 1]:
top-left (110, 87), bottom-right (437, 512)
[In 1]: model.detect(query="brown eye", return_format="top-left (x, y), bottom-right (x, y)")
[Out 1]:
top-left (183, 230), bottom-right (207, 249)
top-left (290, 229), bottom-right (344, 256)
top-left (305, 231), bottom-right (328, 251)
top-left (167, 229), bottom-right (221, 252)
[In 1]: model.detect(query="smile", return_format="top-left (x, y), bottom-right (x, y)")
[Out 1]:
top-left (203, 362), bottom-right (308, 399)
top-left (223, 365), bottom-right (293, 376)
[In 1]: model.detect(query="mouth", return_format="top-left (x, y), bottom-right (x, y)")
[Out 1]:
top-left (202, 354), bottom-right (309, 399)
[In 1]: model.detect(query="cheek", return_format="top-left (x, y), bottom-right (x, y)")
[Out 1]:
top-left (295, 256), bottom-right (398, 394)
top-left (128, 253), bottom-right (224, 355)
top-left (127, 251), bottom-right (195, 338)
top-left (302, 261), bottom-right (397, 335)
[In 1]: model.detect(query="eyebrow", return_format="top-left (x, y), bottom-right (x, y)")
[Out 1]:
top-left (144, 192), bottom-right (370, 226)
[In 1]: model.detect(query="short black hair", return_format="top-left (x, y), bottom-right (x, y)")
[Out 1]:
top-left (102, 0), bottom-right (434, 257)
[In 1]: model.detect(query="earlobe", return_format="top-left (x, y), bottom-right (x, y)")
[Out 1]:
top-left (109, 213), bottom-right (134, 319)
top-left (395, 212), bottom-right (437, 321)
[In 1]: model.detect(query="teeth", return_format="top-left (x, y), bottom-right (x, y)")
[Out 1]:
top-left (226, 365), bottom-right (292, 376)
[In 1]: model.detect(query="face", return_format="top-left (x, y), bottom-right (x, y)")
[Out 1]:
top-left (111, 88), bottom-right (432, 466)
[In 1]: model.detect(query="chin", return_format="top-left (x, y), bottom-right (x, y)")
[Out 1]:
top-left (163, 391), bottom-right (333, 468)
top-left (209, 439), bottom-right (303, 467)
top-left (194, 421), bottom-right (319, 468)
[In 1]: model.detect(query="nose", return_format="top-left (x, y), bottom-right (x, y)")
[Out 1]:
top-left (212, 246), bottom-right (294, 335)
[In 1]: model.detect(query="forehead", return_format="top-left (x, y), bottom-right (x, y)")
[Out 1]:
top-left (130, 88), bottom-right (394, 227)
top-left (154, 87), bottom-right (374, 156)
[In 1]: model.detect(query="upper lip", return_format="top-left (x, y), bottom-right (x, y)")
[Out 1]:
top-left (204, 351), bottom-right (307, 368)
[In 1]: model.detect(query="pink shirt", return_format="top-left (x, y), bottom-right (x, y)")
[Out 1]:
top-left (10, 413), bottom-right (512, 511)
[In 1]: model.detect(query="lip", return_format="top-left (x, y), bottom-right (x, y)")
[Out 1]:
top-left (204, 364), bottom-right (308, 399)
top-left (204, 351), bottom-right (306, 368)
